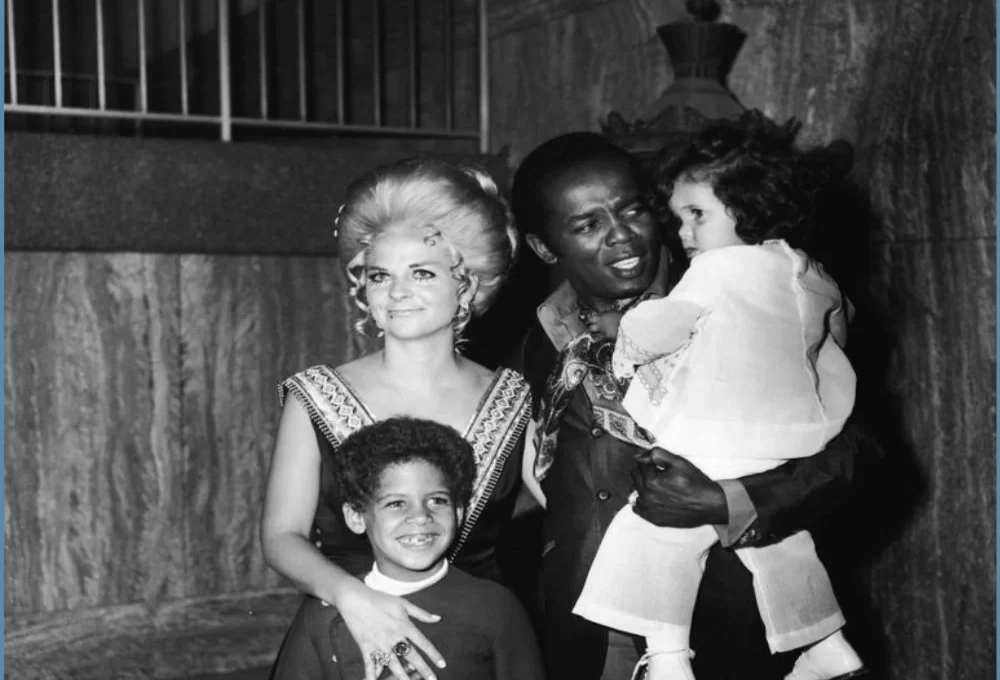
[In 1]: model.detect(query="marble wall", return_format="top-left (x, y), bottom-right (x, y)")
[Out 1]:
top-left (3, 251), bottom-right (369, 678)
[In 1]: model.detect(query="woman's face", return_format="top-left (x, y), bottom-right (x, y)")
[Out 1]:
top-left (365, 225), bottom-right (462, 342)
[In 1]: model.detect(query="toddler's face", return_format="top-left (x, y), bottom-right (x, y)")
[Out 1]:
top-left (669, 180), bottom-right (743, 259)
top-left (344, 460), bottom-right (461, 582)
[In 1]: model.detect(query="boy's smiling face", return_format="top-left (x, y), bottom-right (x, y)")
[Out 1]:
top-left (343, 460), bottom-right (462, 582)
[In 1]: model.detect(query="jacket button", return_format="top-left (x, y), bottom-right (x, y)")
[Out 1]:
top-left (591, 426), bottom-right (604, 438)
top-left (596, 489), bottom-right (611, 501)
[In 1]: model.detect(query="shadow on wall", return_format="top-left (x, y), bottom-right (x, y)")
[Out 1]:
top-left (810, 176), bottom-right (926, 679)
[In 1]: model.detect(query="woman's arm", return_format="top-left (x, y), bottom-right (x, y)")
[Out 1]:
top-left (261, 396), bottom-right (446, 680)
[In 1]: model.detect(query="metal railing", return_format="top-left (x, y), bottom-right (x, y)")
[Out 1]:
top-left (5, 0), bottom-right (490, 151)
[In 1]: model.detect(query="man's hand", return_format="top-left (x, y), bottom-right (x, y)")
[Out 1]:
top-left (584, 309), bottom-right (623, 342)
top-left (630, 448), bottom-right (729, 527)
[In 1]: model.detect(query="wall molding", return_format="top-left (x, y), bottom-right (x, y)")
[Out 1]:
top-left (4, 132), bottom-right (508, 256)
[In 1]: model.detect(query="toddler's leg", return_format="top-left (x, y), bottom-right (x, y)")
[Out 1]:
top-left (783, 630), bottom-right (868, 680)
top-left (736, 531), bottom-right (867, 679)
top-left (573, 505), bottom-right (716, 680)
top-left (635, 629), bottom-right (695, 680)
top-left (573, 505), bottom-right (715, 637)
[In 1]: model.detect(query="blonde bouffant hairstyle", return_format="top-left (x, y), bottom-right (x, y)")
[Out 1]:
top-left (336, 157), bottom-right (518, 339)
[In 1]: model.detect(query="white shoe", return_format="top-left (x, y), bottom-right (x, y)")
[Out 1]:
top-left (785, 631), bottom-right (868, 680)
top-left (632, 649), bottom-right (696, 680)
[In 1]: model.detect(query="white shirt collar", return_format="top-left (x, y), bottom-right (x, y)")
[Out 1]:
top-left (363, 560), bottom-right (449, 596)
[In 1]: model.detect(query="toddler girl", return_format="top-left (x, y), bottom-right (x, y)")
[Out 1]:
top-left (573, 111), bottom-right (867, 680)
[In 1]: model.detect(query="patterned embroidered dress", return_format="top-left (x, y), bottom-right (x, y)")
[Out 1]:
top-left (278, 365), bottom-right (531, 582)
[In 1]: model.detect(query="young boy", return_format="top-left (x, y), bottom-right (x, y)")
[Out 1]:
top-left (271, 416), bottom-right (544, 680)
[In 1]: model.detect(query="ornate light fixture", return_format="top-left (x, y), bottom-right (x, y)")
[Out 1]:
top-left (601, 0), bottom-right (747, 162)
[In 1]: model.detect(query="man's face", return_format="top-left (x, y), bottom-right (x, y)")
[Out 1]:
top-left (529, 157), bottom-right (663, 304)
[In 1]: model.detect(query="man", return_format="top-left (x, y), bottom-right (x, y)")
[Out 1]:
top-left (507, 132), bottom-right (880, 680)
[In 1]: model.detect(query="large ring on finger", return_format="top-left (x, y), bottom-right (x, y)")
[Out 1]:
top-left (370, 649), bottom-right (392, 668)
top-left (392, 640), bottom-right (412, 657)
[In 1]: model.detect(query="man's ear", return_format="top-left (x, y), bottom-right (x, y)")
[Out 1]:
top-left (525, 233), bottom-right (558, 265)
top-left (456, 504), bottom-right (466, 527)
top-left (342, 503), bottom-right (367, 535)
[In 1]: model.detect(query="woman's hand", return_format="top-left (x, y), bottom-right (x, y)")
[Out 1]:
top-left (335, 578), bottom-right (446, 680)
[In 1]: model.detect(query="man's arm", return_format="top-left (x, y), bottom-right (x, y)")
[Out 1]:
top-left (632, 419), bottom-right (883, 546)
top-left (734, 420), bottom-right (882, 544)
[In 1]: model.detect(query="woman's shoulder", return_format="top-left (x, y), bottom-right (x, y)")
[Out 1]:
top-left (277, 362), bottom-right (364, 418)
top-left (491, 368), bottom-right (533, 410)
top-left (331, 354), bottom-right (378, 386)
top-left (460, 358), bottom-right (530, 395)
top-left (281, 362), bottom-right (340, 384)
top-left (279, 364), bottom-right (335, 403)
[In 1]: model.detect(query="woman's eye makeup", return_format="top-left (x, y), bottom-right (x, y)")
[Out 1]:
top-left (367, 267), bottom-right (440, 284)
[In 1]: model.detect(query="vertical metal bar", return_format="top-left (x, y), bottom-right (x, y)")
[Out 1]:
top-left (297, 0), bottom-right (306, 120)
top-left (218, 0), bottom-right (232, 140)
top-left (178, 0), bottom-right (189, 115)
top-left (6, 0), bottom-right (18, 104)
top-left (477, 0), bottom-right (489, 152)
top-left (95, 0), bottom-right (107, 109)
top-left (51, 0), bottom-right (63, 107)
top-left (335, 0), bottom-right (345, 123)
top-left (258, 0), bottom-right (268, 119)
top-left (443, 0), bottom-right (453, 130)
top-left (137, 0), bottom-right (148, 112)
top-left (372, 0), bottom-right (382, 126)
top-left (408, 0), bottom-right (418, 128)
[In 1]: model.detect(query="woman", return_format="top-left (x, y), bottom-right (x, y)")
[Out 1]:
top-left (261, 158), bottom-right (532, 680)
